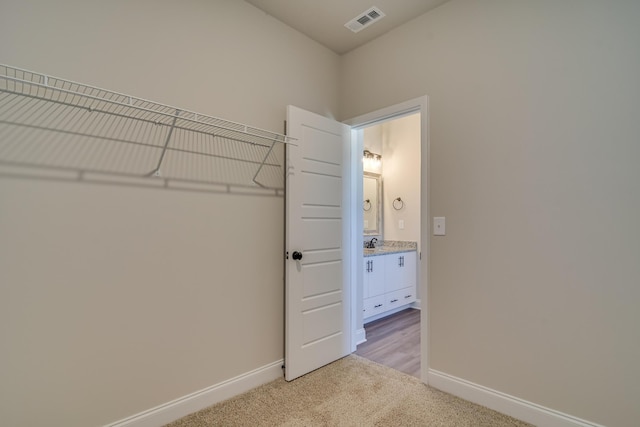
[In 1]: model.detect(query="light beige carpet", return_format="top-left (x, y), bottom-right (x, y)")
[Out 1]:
top-left (167, 355), bottom-right (533, 426)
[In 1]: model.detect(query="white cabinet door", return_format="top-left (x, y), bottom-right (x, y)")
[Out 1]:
top-left (364, 256), bottom-right (385, 298)
top-left (402, 252), bottom-right (416, 288)
top-left (363, 256), bottom-right (385, 319)
top-left (384, 252), bottom-right (416, 293)
top-left (363, 260), bottom-right (370, 299)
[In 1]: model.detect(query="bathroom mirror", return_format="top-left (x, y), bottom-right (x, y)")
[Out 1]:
top-left (363, 172), bottom-right (382, 236)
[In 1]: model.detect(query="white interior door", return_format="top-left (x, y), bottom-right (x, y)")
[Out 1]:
top-left (285, 105), bottom-right (351, 381)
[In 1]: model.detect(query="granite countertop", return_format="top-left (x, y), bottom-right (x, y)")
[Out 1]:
top-left (363, 240), bottom-right (417, 257)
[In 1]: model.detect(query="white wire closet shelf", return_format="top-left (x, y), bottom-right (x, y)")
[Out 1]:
top-left (0, 64), bottom-right (293, 193)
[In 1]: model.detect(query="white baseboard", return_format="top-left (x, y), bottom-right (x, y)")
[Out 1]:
top-left (427, 369), bottom-right (604, 427)
top-left (355, 327), bottom-right (367, 346)
top-left (105, 359), bottom-right (284, 427)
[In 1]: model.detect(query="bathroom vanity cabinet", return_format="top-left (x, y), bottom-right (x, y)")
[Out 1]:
top-left (363, 250), bottom-right (416, 320)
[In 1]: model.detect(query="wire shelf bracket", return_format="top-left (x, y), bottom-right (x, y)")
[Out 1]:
top-left (0, 64), bottom-right (295, 195)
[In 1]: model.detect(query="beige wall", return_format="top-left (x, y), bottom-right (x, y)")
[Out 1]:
top-left (0, 1), bottom-right (339, 426)
top-left (342, 0), bottom-right (640, 425)
top-left (0, 0), bottom-right (340, 131)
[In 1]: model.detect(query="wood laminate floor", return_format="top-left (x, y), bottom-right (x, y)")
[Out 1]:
top-left (355, 308), bottom-right (420, 378)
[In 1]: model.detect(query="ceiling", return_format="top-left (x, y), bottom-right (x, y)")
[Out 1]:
top-left (244, 0), bottom-right (451, 55)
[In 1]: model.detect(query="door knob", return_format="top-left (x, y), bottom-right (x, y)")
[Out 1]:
top-left (292, 251), bottom-right (303, 260)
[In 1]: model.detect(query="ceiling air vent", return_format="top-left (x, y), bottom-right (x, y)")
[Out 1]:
top-left (345, 7), bottom-right (386, 33)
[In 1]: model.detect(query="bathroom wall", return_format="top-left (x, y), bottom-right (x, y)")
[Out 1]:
top-left (363, 125), bottom-right (383, 173)
top-left (362, 115), bottom-right (421, 249)
top-left (0, 1), bottom-right (340, 426)
top-left (381, 114), bottom-right (421, 249)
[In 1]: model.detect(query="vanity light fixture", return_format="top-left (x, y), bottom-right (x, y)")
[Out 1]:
top-left (363, 149), bottom-right (382, 171)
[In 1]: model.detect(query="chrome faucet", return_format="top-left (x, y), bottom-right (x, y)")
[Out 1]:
top-left (365, 237), bottom-right (378, 249)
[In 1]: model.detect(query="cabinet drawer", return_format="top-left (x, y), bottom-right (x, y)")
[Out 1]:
top-left (364, 295), bottom-right (386, 319)
top-left (399, 286), bottom-right (416, 305)
top-left (387, 287), bottom-right (416, 310)
top-left (386, 289), bottom-right (406, 310)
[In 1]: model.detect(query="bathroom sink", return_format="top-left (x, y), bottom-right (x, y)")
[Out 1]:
top-left (364, 246), bottom-right (386, 255)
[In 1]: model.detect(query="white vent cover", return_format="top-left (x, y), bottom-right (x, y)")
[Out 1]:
top-left (345, 6), bottom-right (386, 33)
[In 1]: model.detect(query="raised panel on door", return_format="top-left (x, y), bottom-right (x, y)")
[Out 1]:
top-left (303, 172), bottom-right (341, 207)
top-left (302, 217), bottom-right (341, 251)
top-left (302, 261), bottom-right (341, 306)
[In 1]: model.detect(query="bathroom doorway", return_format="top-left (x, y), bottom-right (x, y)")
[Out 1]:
top-left (346, 103), bottom-right (425, 379)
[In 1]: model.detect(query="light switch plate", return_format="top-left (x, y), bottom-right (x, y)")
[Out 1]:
top-left (433, 217), bottom-right (445, 235)
top-left (399, 219), bottom-right (404, 229)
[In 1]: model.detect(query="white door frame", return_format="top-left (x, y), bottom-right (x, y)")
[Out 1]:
top-left (344, 95), bottom-right (430, 383)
